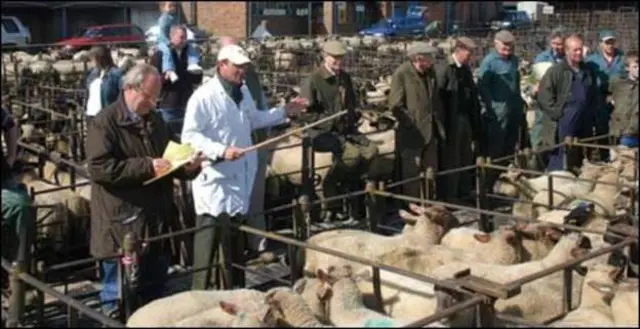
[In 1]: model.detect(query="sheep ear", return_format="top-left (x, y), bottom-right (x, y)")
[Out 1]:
top-left (570, 247), bottom-right (590, 259)
top-left (219, 301), bottom-right (238, 315)
top-left (398, 210), bottom-right (418, 225)
top-left (293, 278), bottom-right (307, 294)
top-left (473, 233), bottom-right (491, 243)
top-left (409, 203), bottom-right (426, 215)
top-left (317, 269), bottom-right (329, 283)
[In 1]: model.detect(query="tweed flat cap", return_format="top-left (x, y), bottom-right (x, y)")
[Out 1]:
top-left (455, 36), bottom-right (477, 49)
top-left (495, 30), bottom-right (515, 43)
top-left (407, 42), bottom-right (438, 56)
top-left (323, 41), bottom-right (347, 56)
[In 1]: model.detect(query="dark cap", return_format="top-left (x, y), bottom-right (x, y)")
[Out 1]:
top-left (323, 41), bottom-right (347, 56)
top-left (495, 30), bottom-right (515, 43)
top-left (455, 36), bottom-right (477, 50)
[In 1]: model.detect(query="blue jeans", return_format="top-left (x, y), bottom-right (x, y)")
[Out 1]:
top-left (547, 107), bottom-right (592, 171)
top-left (100, 254), bottom-right (169, 313)
top-left (158, 108), bottom-right (184, 141)
top-left (156, 42), bottom-right (199, 73)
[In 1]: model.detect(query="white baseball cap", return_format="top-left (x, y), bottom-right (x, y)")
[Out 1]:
top-left (217, 44), bottom-right (251, 65)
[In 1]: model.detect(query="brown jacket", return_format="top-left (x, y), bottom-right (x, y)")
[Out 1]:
top-left (388, 61), bottom-right (445, 150)
top-left (86, 97), bottom-right (200, 257)
top-left (609, 77), bottom-right (639, 136)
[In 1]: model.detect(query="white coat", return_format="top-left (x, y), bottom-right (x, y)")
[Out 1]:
top-left (181, 75), bottom-right (287, 217)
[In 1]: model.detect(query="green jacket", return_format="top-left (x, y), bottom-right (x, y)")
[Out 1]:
top-left (609, 77), bottom-right (639, 136)
top-left (299, 65), bottom-right (357, 136)
top-left (536, 61), bottom-right (600, 147)
top-left (434, 57), bottom-right (482, 142)
top-left (388, 62), bottom-right (445, 150)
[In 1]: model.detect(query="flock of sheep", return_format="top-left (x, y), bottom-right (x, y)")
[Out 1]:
top-left (1, 34), bottom-right (638, 327)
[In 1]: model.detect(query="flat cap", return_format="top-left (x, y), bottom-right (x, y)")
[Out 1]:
top-left (407, 42), bottom-right (438, 56)
top-left (599, 30), bottom-right (615, 41)
top-left (323, 40), bottom-right (347, 56)
top-left (494, 30), bottom-right (515, 43)
top-left (455, 36), bottom-right (477, 49)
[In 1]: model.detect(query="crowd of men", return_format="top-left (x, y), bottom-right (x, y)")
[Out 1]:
top-left (1, 24), bottom-right (637, 320)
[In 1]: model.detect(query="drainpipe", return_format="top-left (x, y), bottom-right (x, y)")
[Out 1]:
top-left (190, 1), bottom-right (197, 25)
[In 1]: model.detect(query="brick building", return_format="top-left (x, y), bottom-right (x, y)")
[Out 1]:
top-left (181, 1), bottom-right (503, 39)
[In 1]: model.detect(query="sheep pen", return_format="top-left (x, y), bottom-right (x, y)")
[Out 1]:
top-left (2, 30), bottom-right (639, 328)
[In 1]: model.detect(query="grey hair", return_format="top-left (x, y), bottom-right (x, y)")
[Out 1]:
top-left (121, 63), bottom-right (160, 89)
top-left (170, 24), bottom-right (187, 35)
top-left (549, 28), bottom-right (565, 40)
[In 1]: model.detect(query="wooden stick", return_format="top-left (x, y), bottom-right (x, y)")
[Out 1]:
top-left (239, 110), bottom-right (347, 154)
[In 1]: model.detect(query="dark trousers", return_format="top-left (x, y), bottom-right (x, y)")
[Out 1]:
top-left (191, 213), bottom-right (246, 290)
top-left (547, 107), bottom-right (592, 171)
top-left (398, 140), bottom-right (440, 202)
top-left (99, 241), bottom-right (168, 313)
top-left (158, 108), bottom-right (185, 142)
top-left (594, 105), bottom-right (612, 161)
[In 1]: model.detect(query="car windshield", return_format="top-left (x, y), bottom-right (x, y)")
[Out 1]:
top-left (78, 28), bottom-right (99, 38)
top-left (372, 19), bottom-right (393, 28)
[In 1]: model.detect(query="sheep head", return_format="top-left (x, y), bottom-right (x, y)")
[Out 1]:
top-left (217, 301), bottom-right (276, 327)
top-left (583, 263), bottom-right (625, 306)
top-left (493, 165), bottom-right (525, 197)
top-left (474, 226), bottom-right (521, 246)
top-left (565, 233), bottom-right (593, 259)
top-left (515, 222), bottom-right (564, 246)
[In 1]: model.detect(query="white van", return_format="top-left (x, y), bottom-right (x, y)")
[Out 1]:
top-left (2, 16), bottom-right (31, 47)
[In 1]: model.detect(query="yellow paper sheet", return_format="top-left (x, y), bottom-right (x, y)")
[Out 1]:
top-left (143, 141), bottom-right (196, 185)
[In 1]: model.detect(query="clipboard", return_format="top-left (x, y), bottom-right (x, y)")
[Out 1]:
top-left (143, 141), bottom-right (196, 185)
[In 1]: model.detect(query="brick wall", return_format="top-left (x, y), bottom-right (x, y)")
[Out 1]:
top-left (195, 2), bottom-right (247, 39)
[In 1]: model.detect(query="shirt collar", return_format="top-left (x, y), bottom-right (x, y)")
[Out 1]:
top-left (451, 54), bottom-right (462, 68)
top-left (125, 103), bottom-right (140, 122)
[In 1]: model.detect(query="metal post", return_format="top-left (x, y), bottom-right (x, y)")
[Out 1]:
top-left (300, 131), bottom-right (317, 222)
top-left (547, 174), bottom-right (554, 211)
top-left (365, 181), bottom-right (380, 233)
top-left (7, 262), bottom-right (26, 327)
top-left (475, 157), bottom-right (491, 233)
top-left (35, 261), bottom-right (46, 326)
top-left (289, 195), bottom-right (308, 283)
top-left (562, 268), bottom-right (573, 313)
top-left (562, 136), bottom-right (572, 170)
top-left (70, 114), bottom-right (78, 192)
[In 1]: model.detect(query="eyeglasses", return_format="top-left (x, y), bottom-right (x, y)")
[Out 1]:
top-left (135, 86), bottom-right (160, 103)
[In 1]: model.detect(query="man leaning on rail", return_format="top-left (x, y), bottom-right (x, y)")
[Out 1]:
top-left (1, 107), bottom-right (35, 287)
top-left (388, 42), bottom-right (445, 204)
top-left (86, 63), bottom-right (204, 318)
top-left (299, 40), bottom-right (379, 223)
top-left (537, 34), bottom-right (600, 172)
top-left (181, 44), bottom-right (307, 291)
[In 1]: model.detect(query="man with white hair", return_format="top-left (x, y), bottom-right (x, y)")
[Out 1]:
top-left (182, 43), bottom-right (307, 290)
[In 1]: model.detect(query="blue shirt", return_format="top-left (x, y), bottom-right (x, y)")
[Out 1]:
top-left (534, 49), bottom-right (565, 64)
top-left (586, 49), bottom-right (625, 91)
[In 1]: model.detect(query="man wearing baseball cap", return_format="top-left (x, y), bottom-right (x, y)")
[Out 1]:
top-left (586, 29), bottom-right (625, 160)
top-left (182, 43), bottom-right (308, 290)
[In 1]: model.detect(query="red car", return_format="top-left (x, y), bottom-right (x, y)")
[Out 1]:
top-left (55, 23), bottom-right (146, 56)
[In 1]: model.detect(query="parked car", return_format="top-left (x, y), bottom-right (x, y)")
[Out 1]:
top-left (1, 16), bottom-right (31, 49)
top-left (145, 23), bottom-right (209, 46)
top-left (359, 5), bottom-right (426, 37)
top-left (487, 10), bottom-right (533, 31)
top-left (55, 23), bottom-right (146, 57)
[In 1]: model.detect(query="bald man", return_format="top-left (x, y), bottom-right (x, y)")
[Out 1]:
top-left (217, 36), bottom-right (270, 257)
top-left (537, 34), bottom-right (600, 171)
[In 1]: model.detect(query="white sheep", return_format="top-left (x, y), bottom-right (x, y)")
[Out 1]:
top-left (439, 225), bottom-right (526, 264)
top-left (610, 279), bottom-right (639, 327)
top-left (126, 289), bottom-right (269, 327)
top-left (304, 204), bottom-right (460, 275)
top-left (170, 301), bottom-right (275, 328)
top-left (549, 263), bottom-right (622, 327)
top-left (493, 165), bottom-right (576, 200)
top-left (518, 224), bottom-right (564, 261)
top-left (264, 287), bottom-right (331, 327)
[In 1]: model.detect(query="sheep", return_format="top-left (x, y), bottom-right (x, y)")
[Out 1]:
top-left (430, 232), bottom-right (593, 285)
top-left (572, 169), bottom-right (623, 217)
top-left (292, 276), bottom-right (335, 324)
top-left (171, 301), bottom-right (275, 328)
top-left (517, 224), bottom-right (564, 261)
top-left (493, 165), bottom-right (576, 200)
top-left (304, 204), bottom-right (460, 275)
top-left (264, 287), bottom-right (331, 327)
top-left (496, 263), bottom-right (623, 324)
top-left (126, 289), bottom-right (269, 327)
top-left (610, 279), bottom-right (639, 327)
top-left (549, 263), bottom-right (623, 327)
top-left (439, 225), bottom-right (526, 264)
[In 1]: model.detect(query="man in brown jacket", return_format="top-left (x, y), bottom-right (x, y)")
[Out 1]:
top-left (388, 42), bottom-right (445, 201)
top-left (86, 63), bottom-right (203, 317)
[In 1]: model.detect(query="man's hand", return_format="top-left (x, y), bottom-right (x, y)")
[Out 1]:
top-left (223, 146), bottom-right (244, 161)
top-left (184, 152), bottom-right (205, 172)
top-left (152, 158), bottom-right (172, 176)
top-left (283, 97), bottom-right (308, 118)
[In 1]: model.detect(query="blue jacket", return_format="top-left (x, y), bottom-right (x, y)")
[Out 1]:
top-left (586, 49), bottom-right (625, 92)
top-left (477, 50), bottom-right (523, 121)
top-left (85, 67), bottom-right (123, 111)
top-left (534, 49), bottom-right (565, 64)
top-left (158, 12), bottom-right (177, 45)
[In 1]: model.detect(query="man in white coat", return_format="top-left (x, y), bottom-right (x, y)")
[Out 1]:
top-left (182, 44), bottom-right (307, 290)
